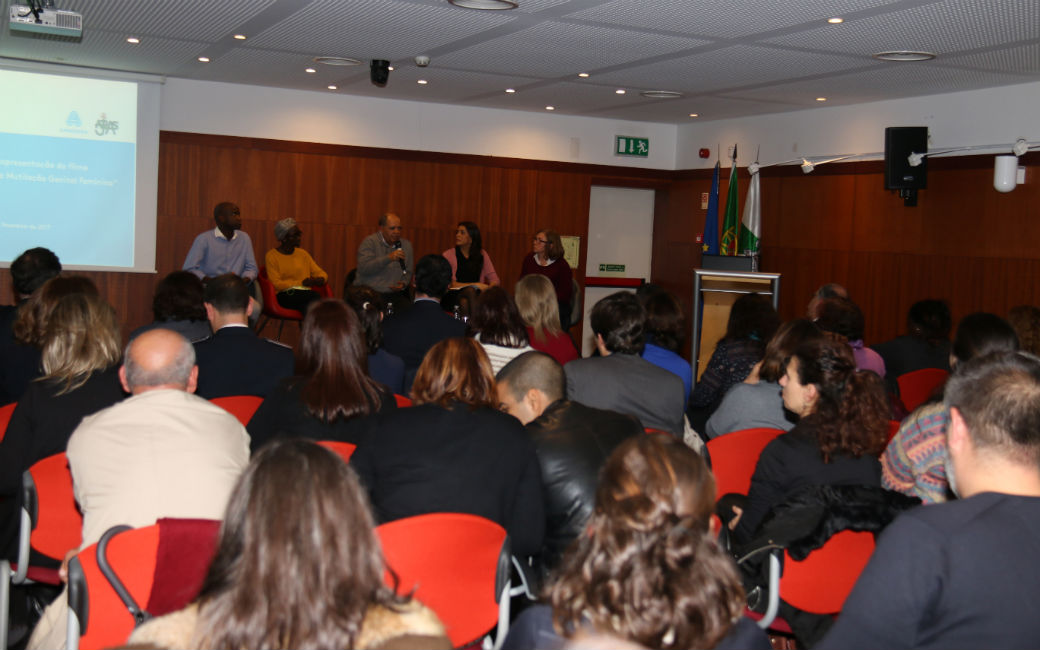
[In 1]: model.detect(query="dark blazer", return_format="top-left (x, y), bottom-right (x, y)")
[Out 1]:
top-left (526, 400), bottom-right (642, 570)
top-left (350, 402), bottom-right (545, 557)
top-left (565, 353), bottom-right (686, 435)
top-left (0, 301), bottom-right (42, 406)
top-left (193, 326), bottom-right (295, 399)
top-left (382, 300), bottom-right (467, 371)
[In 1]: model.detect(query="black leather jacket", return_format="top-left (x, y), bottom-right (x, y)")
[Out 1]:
top-left (527, 399), bottom-right (643, 571)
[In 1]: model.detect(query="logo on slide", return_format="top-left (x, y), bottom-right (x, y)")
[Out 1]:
top-left (94, 113), bottom-right (119, 136)
top-left (66, 111), bottom-right (82, 127)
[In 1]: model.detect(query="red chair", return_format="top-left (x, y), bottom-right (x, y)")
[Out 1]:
top-left (394, 394), bottom-right (412, 407)
top-left (885, 419), bottom-right (902, 447)
top-left (66, 519), bottom-right (221, 650)
top-left (756, 530), bottom-right (876, 631)
top-left (317, 440), bottom-right (357, 462)
top-left (210, 395), bottom-right (264, 426)
top-left (897, 368), bottom-right (948, 412)
top-left (0, 402), bottom-right (15, 442)
top-left (0, 453), bottom-right (83, 649)
top-left (705, 428), bottom-right (785, 498)
top-left (256, 266), bottom-right (333, 340)
top-left (376, 513), bottom-right (511, 650)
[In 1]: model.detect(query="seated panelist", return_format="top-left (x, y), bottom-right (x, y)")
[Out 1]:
top-left (265, 218), bottom-right (327, 313)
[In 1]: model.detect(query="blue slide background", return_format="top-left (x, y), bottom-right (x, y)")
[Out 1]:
top-left (0, 132), bottom-right (136, 267)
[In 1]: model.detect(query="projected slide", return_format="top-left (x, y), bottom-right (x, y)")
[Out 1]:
top-left (0, 69), bottom-right (137, 268)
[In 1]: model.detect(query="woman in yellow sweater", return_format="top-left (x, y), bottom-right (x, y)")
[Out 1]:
top-left (265, 218), bottom-right (327, 313)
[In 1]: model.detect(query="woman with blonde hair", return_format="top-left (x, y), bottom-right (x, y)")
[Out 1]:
top-left (503, 435), bottom-right (769, 650)
top-left (515, 274), bottom-right (578, 365)
top-left (130, 438), bottom-right (449, 649)
top-left (350, 337), bottom-right (545, 556)
top-left (0, 291), bottom-right (124, 563)
top-left (520, 229), bottom-right (573, 330)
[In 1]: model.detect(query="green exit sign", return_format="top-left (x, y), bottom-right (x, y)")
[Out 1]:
top-left (599, 263), bottom-right (626, 272)
top-left (615, 136), bottom-right (649, 157)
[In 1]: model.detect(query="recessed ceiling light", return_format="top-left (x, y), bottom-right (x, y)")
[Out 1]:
top-left (545, 106), bottom-right (555, 111)
top-left (615, 89), bottom-right (626, 95)
top-left (417, 79), bottom-right (428, 85)
top-left (447, 0), bottom-right (518, 9)
top-left (872, 50), bottom-right (937, 62)
top-left (641, 90), bottom-right (683, 99)
top-left (233, 34), bottom-right (247, 40)
top-left (126, 37), bottom-right (140, 44)
top-left (577, 72), bottom-right (590, 78)
top-left (305, 67), bottom-right (316, 74)
top-left (313, 56), bottom-right (363, 66)
top-left (505, 88), bottom-right (516, 93)
top-left (689, 113), bottom-right (699, 118)
top-left (327, 85), bottom-right (337, 90)
top-left (197, 56), bottom-right (210, 63)
top-left (827, 17), bottom-right (844, 24)
top-left (816, 97), bottom-right (827, 101)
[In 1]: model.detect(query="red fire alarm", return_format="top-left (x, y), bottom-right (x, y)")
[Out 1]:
top-left (698, 148), bottom-right (710, 159)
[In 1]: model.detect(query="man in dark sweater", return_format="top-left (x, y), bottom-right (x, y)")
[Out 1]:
top-left (497, 351), bottom-right (642, 573)
top-left (818, 351), bottom-right (1040, 650)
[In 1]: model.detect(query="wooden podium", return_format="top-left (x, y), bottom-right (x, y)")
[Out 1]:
top-left (692, 269), bottom-right (781, 381)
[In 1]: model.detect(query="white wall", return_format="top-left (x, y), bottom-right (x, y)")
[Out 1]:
top-left (160, 78), bottom-right (678, 169)
top-left (676, 80), bottom-right (1040, 170)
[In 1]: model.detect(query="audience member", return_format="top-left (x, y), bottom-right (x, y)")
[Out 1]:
top-left (264, 217), bottom-right (327, 313)
top-left (723, 338), bottom-right (888, 546)
top-left (0, 247), bottom-right (61, 349)
top-left (688, 292), bottom-right (780, 432)
top-left (1007, 304), bottom-right (1040, 356)
top-left (496, 351), bottom-right (641, 573)
top-left (28, 328), bottom-right (249, 649)
top-left (503, 435), bottom-right (770, 650)
top-left (192, 274), bottom-right (294, 399)
top-left (443, 220), bottom-right (499, 290)
top-left (638, 288), bottom-right (693, 406)
top-left (0, 292), bottom-right (123, 564)
top-left (514, 274), bottom-right (578, 365)
top-left (129, 438), bottom-right (448, 649)
top-left (129, 270), bottom-right (211, 343)
top-left (806, 282), bottom-right (847, 319)
top-left (350, 338), bottom-right (545, 557)
top-left (182, 202), bottom-right (258, 283)
top-left (705, 319), bottom-right (823, 439)
top-left (467, 286), bottom-right (534, 374)
top-left (381, 254), bottom-right (466, 388)
top-left (816, 296), bottom-right (886, 377)
top-left (344, 285), bottom-right (406, 394)
top-left (566, 291), bottom-right (685, 435)
top-left (248, 299), bottom-right (395, 453)
top-left (356, 212), bottom-right (413, 306)
top-left (520, 229), bottom-right (573, 330)
top-left (882, 312), bottom-right (1019, 503)
top-left (819, 351), bottom-right (1040, 650)
top-left (872, 299), bottom-right (952, 393)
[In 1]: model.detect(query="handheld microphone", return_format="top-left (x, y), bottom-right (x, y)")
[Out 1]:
top-left (393, 241), bottom-right (406, 274)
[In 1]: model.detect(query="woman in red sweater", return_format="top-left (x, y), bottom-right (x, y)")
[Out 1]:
top-left (520, 229), bottom-right (573, 330)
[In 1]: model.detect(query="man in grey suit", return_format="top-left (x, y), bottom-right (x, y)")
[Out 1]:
top-left (565, 291), bottom-right (685, 435)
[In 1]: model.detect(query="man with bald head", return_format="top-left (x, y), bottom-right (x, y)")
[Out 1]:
top-left (29, 328), bottom-right (250, 649)
top-left (356, 212), bottom-right (413, 306)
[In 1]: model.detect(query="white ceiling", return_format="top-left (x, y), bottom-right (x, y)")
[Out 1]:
top-left (3, 0), bottom-right (1039, 124)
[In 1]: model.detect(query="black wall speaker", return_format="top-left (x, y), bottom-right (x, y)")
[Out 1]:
top-left (884, 126), bottom-right (928, 190)
top-left (370, 59), bottom-right (390, 87)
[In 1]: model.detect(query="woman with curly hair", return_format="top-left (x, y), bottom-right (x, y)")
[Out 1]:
top-left (129, 439), bottom-right (449, 649)
top-left (503, 435), bottom-right (769, 650)
top-left (349, 337), bottom-right (545, 556)
top-left (724, 338), bottom-right (888, 545)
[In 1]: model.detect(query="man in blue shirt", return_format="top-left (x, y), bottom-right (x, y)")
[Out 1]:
top-left (183, 202), bottom-right (258, 284)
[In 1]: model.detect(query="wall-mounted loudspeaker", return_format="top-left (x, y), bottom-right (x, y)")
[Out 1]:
top-left (370, 60), bottom-right (390, 87)
top-left (884, 127), bottom-right (928, 190)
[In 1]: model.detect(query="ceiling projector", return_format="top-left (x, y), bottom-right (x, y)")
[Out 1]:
top-left (9, 4), bottom-right (82, 37)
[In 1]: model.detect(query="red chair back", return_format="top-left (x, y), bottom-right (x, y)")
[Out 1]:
top-left (780, 530), bottom-right (876, 614)
top-left (210, 395), bottom-right (264, 426)
top-left (317, 440), bottom-right (357, 462)
top-left (885, 419), bottom-right (902, 447)
top-left (897, 368), bottom-right (948, 412)
top-left (0, 402), bottom-right (15, 442)
top-left (27, 453), bottom-right (82, 562)
top-left (706, 428), bottom-right (785, 498)
top-left (394, 394), bottom-right (413, 407)
top-left (258, 266), bottom-right (303, 320)
top-left (376, 513), bottom-right (508, 648)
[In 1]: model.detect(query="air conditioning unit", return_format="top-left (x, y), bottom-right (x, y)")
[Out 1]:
top-left (9, 4), bottom-right (82, 37)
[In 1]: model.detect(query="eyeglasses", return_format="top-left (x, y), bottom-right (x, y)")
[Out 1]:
top-left (533, 238), bottom-right (548, 244)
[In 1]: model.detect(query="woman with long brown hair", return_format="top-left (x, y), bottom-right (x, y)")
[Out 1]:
top-left (349, 337), bottom-right (545, 557)
top-left (247, 299), bottom-right (395, 452)
top-left (724, 337), bottom-right (889, 545)
top-left (503, 435), bottom-right (769, 650)
top-left (467, 286), bottom-right (533, 374)
top-left (129, 438), bottom-right (449, 649)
